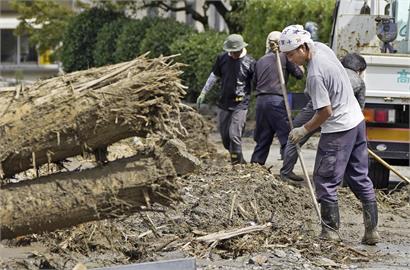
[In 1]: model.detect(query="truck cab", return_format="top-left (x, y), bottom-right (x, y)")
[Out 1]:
top-left (330, 0), bottom-right (410, 188)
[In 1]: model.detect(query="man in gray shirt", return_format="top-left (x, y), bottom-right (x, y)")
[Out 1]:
top-left (279, 25), bottom-right (379, 245)
top-left (280, 53), bottom-right (367, 181)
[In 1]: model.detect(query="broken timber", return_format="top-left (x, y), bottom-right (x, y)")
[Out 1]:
top-left (0, 55), bottom-right (186, 178)
top-left (196, 223), bottom-right (272, 243)
top-left (0, 148), bottom-right (180, 239)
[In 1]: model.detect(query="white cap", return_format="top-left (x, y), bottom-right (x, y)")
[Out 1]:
top-left (279, 25), bottom-right (314, 52)
top-left (265, 31), bottom-right (281, 53)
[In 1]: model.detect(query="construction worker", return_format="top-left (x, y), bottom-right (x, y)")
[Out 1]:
top-left (279, 25), bottom-right (379, 245)
top-left (196, 34), bottom-right (255, 164)
top-left (279, 22), bottom-right (319, 182)
top-left (250, 31), bottom-right (304, 165)
top-left (280, 52), bottom-right (368, 182)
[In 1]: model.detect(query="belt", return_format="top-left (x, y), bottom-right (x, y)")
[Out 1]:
top-left (256, 93), bottom-right (283, 97)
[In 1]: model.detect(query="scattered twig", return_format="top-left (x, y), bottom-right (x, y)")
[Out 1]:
top-left (346, 246), bottom-right (369, 257)
top-left (205, 240), bottom-right (219, 258)
top-left (143, 189), bottom-right (151, 208)
top-left (155, 235), bottom-right (179, 252)
top-left (250, 199), bottom-right (261, 223)
top-left (137, 225), bottom-right (167, 239)
top-left (237, 203), bottom-right (253, 220)
top-left (229, 193), bottom-right (237, 220)
top-left (141, 213), bottom-right (160, 238)
top-left (196, 222), bottom-right (272, 243)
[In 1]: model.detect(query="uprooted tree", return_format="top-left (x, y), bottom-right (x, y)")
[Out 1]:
top-left (0, 54), bottom-right (186, 178)
top-left (0, 54), bottom-right (208, 239)
top-left (0, 139), bottom-right (203, 239)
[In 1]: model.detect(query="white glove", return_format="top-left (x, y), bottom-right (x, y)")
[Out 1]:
top-left (196, 92), bottom-right (206, 109)
top-left (289, 126), bottom-right (308, 144)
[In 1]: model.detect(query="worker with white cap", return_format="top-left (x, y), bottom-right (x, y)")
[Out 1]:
top-left (250, 31), bottom-right (304, 166)
top-left (279, 25), bottom-right (379, 245)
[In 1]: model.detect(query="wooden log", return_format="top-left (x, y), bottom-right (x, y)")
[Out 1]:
top-left (0, 148), bottom-right (180, 239)
top-left (0, 55), bottom-right (186, 178)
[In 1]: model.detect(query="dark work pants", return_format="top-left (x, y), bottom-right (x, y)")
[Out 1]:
top-left (251, 95), bottom-right (290, 165)
top-left (314, 120), bottom-right (375, 203)
top-left (217, 108), bottom-right (247, 154)
top-left (280, 100), bottom-right (319, 175)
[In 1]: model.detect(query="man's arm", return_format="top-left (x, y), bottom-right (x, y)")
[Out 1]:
top-left (201, 72), bottom-right (219, 94)
top-left (304, 105), bottom-right (332, 132)
top-left (354, 80), bottom-right (366, 110)
top-left (288, 105), bottom-right (332, 144)
top-left (196, 72), bottom-right (219, 109)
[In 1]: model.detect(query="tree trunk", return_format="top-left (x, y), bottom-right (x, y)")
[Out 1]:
top-left (0, 55), bottom-right (186, 178)
top-left (0, 149), bottom-right (180, 239)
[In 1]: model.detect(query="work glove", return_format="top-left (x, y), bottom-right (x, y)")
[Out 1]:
top-left (288, 126), bottom-right (308, 144)
top-left (196, 92), bottom-right (206, 110)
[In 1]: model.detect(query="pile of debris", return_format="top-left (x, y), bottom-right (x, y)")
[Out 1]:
top-left (0, 54), bottom-right (187, 178)
top-left (3, 157), bottom-right (408, 269)
top-left (0, 55), bottom-right (205, 240)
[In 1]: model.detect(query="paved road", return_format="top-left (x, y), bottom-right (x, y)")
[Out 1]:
top-left (211, 133), bottom-right (409, 184)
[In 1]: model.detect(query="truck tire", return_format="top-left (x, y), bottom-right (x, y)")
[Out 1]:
top-left (368, 157), bottom-right (390, 189)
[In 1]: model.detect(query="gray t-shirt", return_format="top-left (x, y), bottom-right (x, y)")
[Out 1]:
top-left (305, 42), bottom-right (363, 133)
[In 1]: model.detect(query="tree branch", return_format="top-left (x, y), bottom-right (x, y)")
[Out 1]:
top-left (139, 1), bottom-right (209, 29)
top-left (206, 0), bottom-right (230, 18)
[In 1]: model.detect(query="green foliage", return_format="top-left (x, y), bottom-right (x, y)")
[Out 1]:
top-left (114, 17), bottom-right (160, 62)
top-left (242, 0), bottom-right (335, 92)
top-left (224, 0), bottom-right (248, 33)
top-left (243, 0), bottom-right (335, 59)
top-left (93, 18), bottom-right (129, 67)
top-left (140, 18), bottom-right (195, 58)
top-left (61, 8), bottom-right (124, 72)
top-left (11, 0), bottom-right (74, 60)
top-left (170, 30), bottom-right (227, 102)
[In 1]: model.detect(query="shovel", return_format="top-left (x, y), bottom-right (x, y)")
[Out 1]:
top-left (368, 148), bottom-right (410, 185)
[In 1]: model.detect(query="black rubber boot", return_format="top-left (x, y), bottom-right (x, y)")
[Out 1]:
top-left (362, 201), bottom-right (380, 245)
top-left (230, 152), bottom-right (246, 165)
top-left (319, 201), bottom-right (340, 241)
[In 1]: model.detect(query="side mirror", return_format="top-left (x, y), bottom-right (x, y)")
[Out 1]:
top-left (376, 17), bottom-right (398, 43)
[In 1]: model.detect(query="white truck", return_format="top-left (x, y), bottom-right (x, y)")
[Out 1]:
top-left (330, 0), bottom-right (410, 188)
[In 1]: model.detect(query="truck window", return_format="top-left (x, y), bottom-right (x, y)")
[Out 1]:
top-left (392, 0), bottom-right (410, 54)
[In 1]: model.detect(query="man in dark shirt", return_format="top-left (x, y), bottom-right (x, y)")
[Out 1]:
top-left (341, 53), bottom-right (367, 109)
top-left (197, 34), bottom-right (255, 164)
top-left (250, 31), bottom-right (304, 165)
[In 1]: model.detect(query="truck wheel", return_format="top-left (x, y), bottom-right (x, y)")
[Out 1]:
top-left (368, 157), bottom-right (390, 189)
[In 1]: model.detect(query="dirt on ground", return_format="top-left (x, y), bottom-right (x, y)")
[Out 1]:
top-left (1, 111), bottom-right (409, 270)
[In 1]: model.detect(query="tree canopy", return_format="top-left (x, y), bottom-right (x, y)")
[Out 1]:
top-left (11, 0), bottom-right (75, 59)
top-left (242, 0), bottom-right (336, 59)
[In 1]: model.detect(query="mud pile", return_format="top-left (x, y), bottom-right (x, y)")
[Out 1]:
top-left (1, 108), bottom-right (409, 269)
top-left (2, 150), bottom-right (409, 269)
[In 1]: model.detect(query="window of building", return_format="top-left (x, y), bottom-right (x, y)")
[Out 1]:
top-left (0, 29), bottom-right (38, 64)
top-left (1, 29), bottom-right (17, 63)
top-left (20, 34), bottom-right (37, 63)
